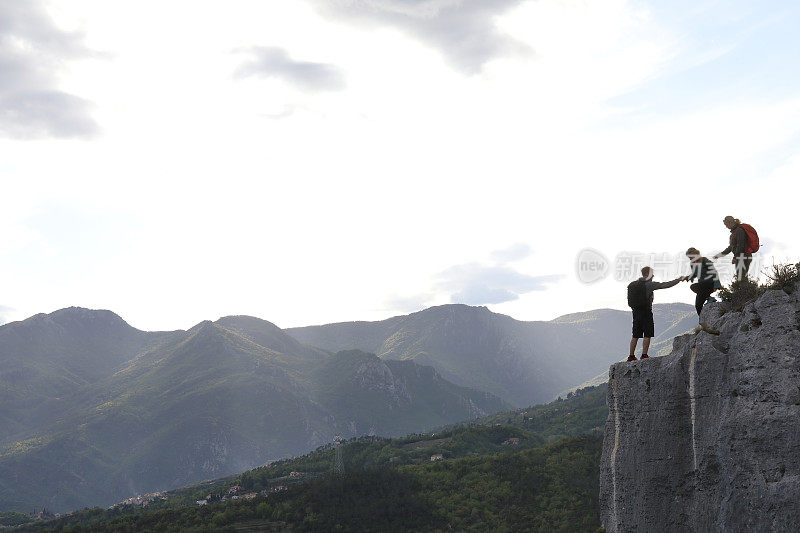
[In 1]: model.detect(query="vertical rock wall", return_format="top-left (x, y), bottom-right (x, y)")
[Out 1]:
top-left (600, 290), bottom-right (800, 532)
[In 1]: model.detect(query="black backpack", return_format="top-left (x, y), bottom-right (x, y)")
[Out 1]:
top-left (627, 279), bottom-right (649, 308)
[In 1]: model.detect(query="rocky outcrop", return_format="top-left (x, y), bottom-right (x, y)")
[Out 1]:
top-left (600, 289), bottom-right (800, 532)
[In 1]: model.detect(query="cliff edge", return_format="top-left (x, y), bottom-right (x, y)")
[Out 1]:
top-left (600, 289), bottom-right (800, 532)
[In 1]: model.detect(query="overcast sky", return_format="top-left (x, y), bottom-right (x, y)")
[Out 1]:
top-left (1, 0), bottom-right (799, 331)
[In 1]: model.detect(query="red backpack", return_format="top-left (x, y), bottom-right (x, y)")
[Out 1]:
top-left (739, 223), bottom-right (759, 254)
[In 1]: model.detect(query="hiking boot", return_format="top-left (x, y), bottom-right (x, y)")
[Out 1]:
top-left (640, 354), bottom-right (649, 359)
top-left (627, 355), bottom-right (637, 361)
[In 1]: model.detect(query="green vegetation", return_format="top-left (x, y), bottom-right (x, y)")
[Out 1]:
top-left (719, 277), bottom-right (764, 310)
top-left (165, 384), bottom-right (605, 507)
top-left (762, 262), bottom-right (800, 293)
top-left (16, 437), bottom-right (602, 532)
top-left (719, 262), bottom-right (800, 310)
top-left (480, 385), bottom-right (607, 442)
top-left (413, 436), bottom-right (601, 532)
top-left (0, 511), bottom-right (32, 527)
top-left (14, 386), bottom-right (607, 532)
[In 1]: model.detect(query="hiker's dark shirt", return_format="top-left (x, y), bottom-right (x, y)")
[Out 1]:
top-left (639, 276), bottom-right (682, 307)
top-left (720, 224), bottom-right (748, 257)
top-left (689, 257), bottom-right (719, 287)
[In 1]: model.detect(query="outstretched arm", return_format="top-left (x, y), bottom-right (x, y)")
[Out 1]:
top-left (650, 277), bottom-right (686, 290)
top-left (715, 246), bottom-right (732, 259)
top-left (714, 234), bottom-right (735, 259)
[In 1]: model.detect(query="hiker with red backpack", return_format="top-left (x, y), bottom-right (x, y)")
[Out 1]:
top-left (713, 216), bottom-right (759, 280)
top-left (626, 266), bottom-right (688, 361)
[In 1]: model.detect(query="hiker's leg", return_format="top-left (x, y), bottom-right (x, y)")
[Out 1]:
top-left (695, 284), bottom-right (712, 315)
top-left (631, 309), bottom-right (643, 356)
top-left (642, 309), bottom-right (655, 353)
top-left (743, 255), bottom-right (752, 277)
top-left (735, 255), bottom-right (749, 281)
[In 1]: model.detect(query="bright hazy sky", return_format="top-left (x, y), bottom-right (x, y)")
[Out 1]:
top-left (1, 0), bottom-right (799, 331)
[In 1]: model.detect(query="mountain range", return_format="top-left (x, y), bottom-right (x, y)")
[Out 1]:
top-left (0, 302), bottom-right (695, 512)
top-left (288, 303), bottom-right (696, 405)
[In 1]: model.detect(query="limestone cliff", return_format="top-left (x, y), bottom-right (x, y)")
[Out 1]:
top-left (600, 289), bottom-right (800, 532)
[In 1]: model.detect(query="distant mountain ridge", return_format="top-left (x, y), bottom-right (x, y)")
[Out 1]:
top-left (0, 302), bottom-right (695, 513)
top-left (0, 308), bottom-right (506, 513)
top-left (287, 303), bottom-right (696, 406)
top-left (0, 307), bottom-right (179, 442)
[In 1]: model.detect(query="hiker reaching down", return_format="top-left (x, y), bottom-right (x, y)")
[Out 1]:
top-left (713, 216), bottom-right (759, 281)
top-left (626, 266), bottom-right (687, 361)
top-left (686, 248), bottom-right (721, 316)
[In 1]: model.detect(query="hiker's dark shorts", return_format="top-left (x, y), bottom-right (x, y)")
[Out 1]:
top-left (631, 307), bottom-right (654, 338)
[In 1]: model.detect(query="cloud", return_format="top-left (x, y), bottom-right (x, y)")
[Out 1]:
top-left (0, 91), bottom-right (97, 139)
top-left (234, 47), bottom-right (346, 92)
top-left (306, 0), bottom-right (529, 73)
top-left (0, 2), bottom-right (98, 139)
top-left (384, 247), bottom-right (558, 312)
top-left (490, 243), bottom-right (532, 263)
top-left (436, 263), bottom-right (563, 305)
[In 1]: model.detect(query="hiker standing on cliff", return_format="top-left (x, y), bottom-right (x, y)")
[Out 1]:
top-left (713, 216), bottom-right (759, 280)
top-left (686, 247), bottom-right (721, 316)
top-left (627, 266), bottom-right (687, 361)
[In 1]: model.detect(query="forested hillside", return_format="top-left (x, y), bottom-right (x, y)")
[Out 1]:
top-left (15, 386), bottom-right (607, 532)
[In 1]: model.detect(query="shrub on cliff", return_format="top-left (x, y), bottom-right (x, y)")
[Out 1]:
top-left (719, 277), bottom-right (764, 310)
top-left (762, 262), bottom-right (800, 293)
top-left (719, 262), bottom-right (800, 310)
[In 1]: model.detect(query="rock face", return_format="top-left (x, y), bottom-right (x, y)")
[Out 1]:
top-left (600, 289), bottom-right (800, 532)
